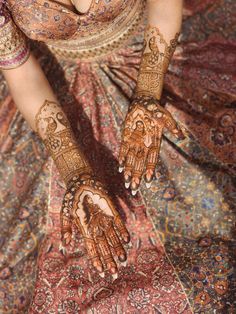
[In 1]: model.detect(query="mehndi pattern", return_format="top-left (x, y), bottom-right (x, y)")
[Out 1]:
top-left (35, 100), bottom-right (92, 186)
top-left (61, 173), bottom-right (130, 275)
top-left (119, 96), bottom-right (184, 193)
top-left (136, 25), bottom-right (179, 100)
top-left (119, 25), bottom-right (182, 193)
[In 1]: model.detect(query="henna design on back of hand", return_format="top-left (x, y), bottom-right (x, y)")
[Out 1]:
top-left (119, 25), bottom-right (184, 194)
top-left (119, 96), bottom-right (185, 194)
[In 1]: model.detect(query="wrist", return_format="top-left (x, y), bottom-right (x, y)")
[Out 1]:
top-left (35, 99), bottom-right (93, 187)
top-left (66, 172), bottom-right (106, 193)
top-left (135, 73), bottom-right (164, 101)
top-left (130, 95), bottom-right (162, 111)
top-left (63, 163), bottom-right (93, 188)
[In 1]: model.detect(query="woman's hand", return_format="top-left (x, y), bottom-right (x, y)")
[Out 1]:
top-left (60, 173), bottom-right (130, 277)
top-left (118, 96), bottom-right (185, 194)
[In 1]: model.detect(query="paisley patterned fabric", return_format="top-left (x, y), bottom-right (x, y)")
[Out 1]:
top-left (7, 0), bottom-right (137, 41)
top-left (0, 0), bottom-right (235, 313)
top-left (0, 3), bottom-right (29, 69)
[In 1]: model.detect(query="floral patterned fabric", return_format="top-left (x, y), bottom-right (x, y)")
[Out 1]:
top-left (0, 0), bottom-right (235, 313)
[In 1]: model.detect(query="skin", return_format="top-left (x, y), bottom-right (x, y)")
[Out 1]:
top-left (2, 0), bottom-right (183, 273)
top-left (52, 0), bottom-right (93, 13)
top-left (119, 0), bottom-right (184, 193)
top-left (61, 178), bottom-right (130, 276)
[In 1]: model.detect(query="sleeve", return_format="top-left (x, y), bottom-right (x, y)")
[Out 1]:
top-left (0, 1), bottom-right (30, 70)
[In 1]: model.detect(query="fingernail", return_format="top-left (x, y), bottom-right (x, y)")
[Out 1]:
top-left (123, 235), bottom-right (130, 243)
top-left (125, 182), bottom-right (130, 189)
top-left (124, 236), bottom-right (130, 243)
top-left (179, 134), bottom-right (186, 140)
top-left (176, 129), bottom-right (185, 140)
top-left (145, 173), bottom-right (152, 182)
top-left (119, 254), bottom-right (126, 262)
top-left (118, 166), bottom-right (124, 173)
top-left (97, 265), bottom-right (103, 272)
top-left (99, 272), bottom-right (105, 278)
top-left (64, 238), bottom-right (71, 245)
top-left (59, 243), bottom-right (67, 255)
top-left (121, 260), bottom-right (127, 267)
top-left (112, 273), bottom-right (118, 281)
top-left (145, 182), bottom-right (152, 189)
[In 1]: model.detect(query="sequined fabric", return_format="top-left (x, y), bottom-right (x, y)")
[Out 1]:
top-left (0, 0), bottom-right (235, 313)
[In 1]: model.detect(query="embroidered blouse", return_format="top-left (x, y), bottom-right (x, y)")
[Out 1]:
top-left (0, 0), bottom-right (144, 68)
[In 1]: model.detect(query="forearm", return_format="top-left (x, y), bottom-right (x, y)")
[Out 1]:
top-left (2, 54), bottom-right (92, 185)
top-left (2, 54), bottom-right (57, 131)
top-left (135, 0), bottom-right (183, 100)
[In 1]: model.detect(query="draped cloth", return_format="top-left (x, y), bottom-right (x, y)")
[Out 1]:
top-left (0, 0), bottom-right (235, 312)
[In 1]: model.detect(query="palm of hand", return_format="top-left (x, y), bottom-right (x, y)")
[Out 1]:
top-left (119, 96), bottom-right (184, 194)
top-left (60, 174), bottom-right (130, 276)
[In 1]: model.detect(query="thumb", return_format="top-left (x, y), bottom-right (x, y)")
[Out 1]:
top-left (166, 115), bottom-right (186, 140)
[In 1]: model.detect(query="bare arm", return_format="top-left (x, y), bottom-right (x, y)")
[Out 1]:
top-left (147, 0), bottom-right (183, 43)
top-left (136, 0), bottom-right (183, 100)
top-left (2, 54), bottom-right (57, 132)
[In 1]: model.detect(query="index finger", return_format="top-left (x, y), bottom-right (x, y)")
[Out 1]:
top-left (114, 215), bottom-right (130, 244)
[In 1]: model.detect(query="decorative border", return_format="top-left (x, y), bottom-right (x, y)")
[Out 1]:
top-left (47, 0), bottom-right (145, 61)
top-left (0, 5), bottom-right (30, 70)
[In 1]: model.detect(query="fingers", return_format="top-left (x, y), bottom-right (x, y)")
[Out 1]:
top-left (118, 141), bottom-right (129, 172)
top-left (123, 148), bottom-right (136, 188)
top-left (118, 126), bottom-right (131, 171)
top-left (84, 237), bottom-right (104, 274)
top-left (130, 149), bottom-right (147, 194)
top-left (165, 114), bottom-right (185, 140)
top-left (60, 200), bottom-right (72, 246)
top-left (106, 226), bottom-right (127, 262)
top-left (144, 136), bottom-right (161, 187)
top-left (114, 215), bottom-right (130, 244)
top-left (96, 233), bottom-right (118, 275)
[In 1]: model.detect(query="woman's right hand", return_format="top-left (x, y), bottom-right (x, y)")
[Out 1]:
top-left (118, 96), bottom-right (185, 194)
top-left (60, 173), bottom-right (130, 278)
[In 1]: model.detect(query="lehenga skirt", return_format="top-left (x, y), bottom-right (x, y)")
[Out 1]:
top-left (0, 0), bottom-right (235, 313)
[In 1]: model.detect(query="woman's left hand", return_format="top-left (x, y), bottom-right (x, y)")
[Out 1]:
top-left (60, 173), bottom-right (130, 277)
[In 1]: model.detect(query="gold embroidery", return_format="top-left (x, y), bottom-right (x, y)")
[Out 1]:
top-left (136, 25), bottom-right (180, 100)
top-left (0, 6), bottom-right (30, 69)
top-left (35, 100), bottom-right (92, 185)
top-left (46, 0), bottom-right (144, 61)
top-left (119, 96), bottom-right (185, 194)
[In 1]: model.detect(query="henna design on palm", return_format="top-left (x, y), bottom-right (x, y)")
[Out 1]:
top-left (119, 96), bottom-right (185, 194)
top-left (60, 173), bottom-right (130, 277)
